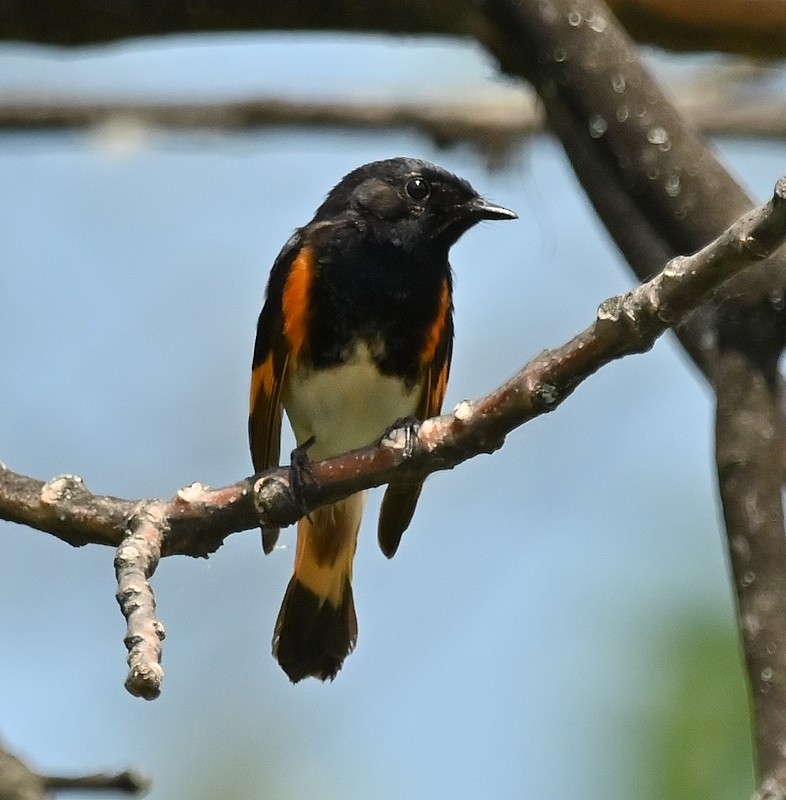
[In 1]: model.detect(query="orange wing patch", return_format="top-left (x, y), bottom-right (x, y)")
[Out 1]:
top-left (419, 278), bottom-right (451, 367)
top-left (423, 355), bottom-right (451, 418)
top-left (249, 349), bottom-right (288, 474)
top-left (281, 245), bottom-right (316, 361)
top-left (249, 351), bottom-right (276, 419)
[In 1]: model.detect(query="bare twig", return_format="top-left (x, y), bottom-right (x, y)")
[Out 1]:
top-left (42, 770), bottom-right (149, 794)
top-left (114, 504), bottom-right (167, 699)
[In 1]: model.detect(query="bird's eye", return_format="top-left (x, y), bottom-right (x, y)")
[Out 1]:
top-left (405, 176), bottom-right (431, 201)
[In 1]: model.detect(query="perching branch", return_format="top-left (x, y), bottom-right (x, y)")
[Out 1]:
top-left (4, 0), bottom-right (786, 792)
top-left (4, 175), bottom-right (786, 549)
top-left (3, 174), bottom-right (786, 697)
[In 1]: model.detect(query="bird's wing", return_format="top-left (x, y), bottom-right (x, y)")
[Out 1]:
top-left (249, 232), bottom-right (303, 553)
top-left (377, 277), bottom-right (454, 558)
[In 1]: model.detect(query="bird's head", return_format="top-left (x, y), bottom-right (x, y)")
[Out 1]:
top-left (313, 157), bottom-right (517, 254)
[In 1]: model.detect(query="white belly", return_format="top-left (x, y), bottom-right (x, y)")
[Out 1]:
top-left (283, 344), bottom-right (421, 461)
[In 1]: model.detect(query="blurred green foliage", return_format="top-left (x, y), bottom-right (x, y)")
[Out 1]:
top-left (641, 611), bottom-right (755, 800)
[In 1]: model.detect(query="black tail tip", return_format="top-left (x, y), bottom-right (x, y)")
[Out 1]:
top-left (272, 578), bottom-right (357, 683)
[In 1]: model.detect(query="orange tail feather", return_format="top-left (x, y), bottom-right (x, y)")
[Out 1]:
top-left (272, 492), bottom-right (364, 682)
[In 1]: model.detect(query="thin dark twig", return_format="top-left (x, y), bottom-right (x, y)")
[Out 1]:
top-left (0, 741), bottom-right (149, 798)
top-left (42, 769), bottom-right (150, 794)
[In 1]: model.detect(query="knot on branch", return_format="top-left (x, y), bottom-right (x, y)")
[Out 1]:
top-left (595, 293), bottom-right (659, 353)
top-left (40, 474), bottom-right (88, 507)
top-left (737, 230), bottom-right (775, 262)
top-left (253, 474), bottom-right (295, 527)
top-left (534, 380), bottom-right (560, 407)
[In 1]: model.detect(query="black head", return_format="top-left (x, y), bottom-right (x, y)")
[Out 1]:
top-left (312, 157), bottom-right (516, 254)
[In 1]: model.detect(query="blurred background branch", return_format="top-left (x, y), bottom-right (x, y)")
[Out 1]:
top-left (3, 0), bottom-right (786, 57)
top-left (476, 0), bottom-right (786, 790)
top-left (2, 85), bottom-right (786, 167)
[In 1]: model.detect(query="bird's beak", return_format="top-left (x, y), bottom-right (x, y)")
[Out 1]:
top-left (465, 196), bottom-right (518, 221)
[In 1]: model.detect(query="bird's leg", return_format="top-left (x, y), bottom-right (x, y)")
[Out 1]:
top-left (289, 436), bottom-right (317, 519)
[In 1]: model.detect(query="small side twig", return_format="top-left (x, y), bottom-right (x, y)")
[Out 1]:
top-left (114, 504), bottom-right (167, 699)
top-left (0, 741), bottom-right (148, 799)
top-left (42, 770), bottom-right (149, 794)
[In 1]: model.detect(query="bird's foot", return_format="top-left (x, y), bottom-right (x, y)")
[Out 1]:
top-left (380, 417), bottom-right (421, 459)
top-left (289, 437), bottom-right (317, 518)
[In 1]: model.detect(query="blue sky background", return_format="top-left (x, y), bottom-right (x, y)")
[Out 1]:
top-left (0, 33), bottom-right (772, 800)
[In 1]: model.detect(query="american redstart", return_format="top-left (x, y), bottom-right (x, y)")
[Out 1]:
top-left (249, 157), bottom-right (516, 682)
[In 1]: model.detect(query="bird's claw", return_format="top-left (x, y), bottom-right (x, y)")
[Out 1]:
top-left (380, 417), bottom-right (421, 459)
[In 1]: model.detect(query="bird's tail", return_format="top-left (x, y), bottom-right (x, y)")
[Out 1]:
top-left (272, 492), bottom-right (365, 682)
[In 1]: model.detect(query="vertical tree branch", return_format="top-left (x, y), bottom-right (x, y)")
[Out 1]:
top-left (477, 0), bottom-right (786, 788)
top-left (716, 317), bottom-right (786, 796)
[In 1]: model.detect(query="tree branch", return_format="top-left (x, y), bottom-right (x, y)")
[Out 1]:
top-left (716, 351), bottom-right (786, 799)
top-left (4, 0), bottom-right (786, 789)
top-left (0, 95), bottom-right (539, 167)
top-left (114, 504), bottom-right (167, 700)
top-left (0, 741), bottom-right (148, 799)
top-left (0, 0), bottom-right (492, 46)
top-left (4, 175), bottom-right (785, 550)
top-left (41, 771), bottom-right (149, 794)
top-left (3, 0), bottom-right (786, 57)
top-left (4, 89), bottom-right (786, 155)
top-left (3, 174), bottom-right (786, 696)
top-left (475, 0), bottom-right (786, 790)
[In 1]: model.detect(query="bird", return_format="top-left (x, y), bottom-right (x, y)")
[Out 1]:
top-left (249, 157), bottom-right (516, 682)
